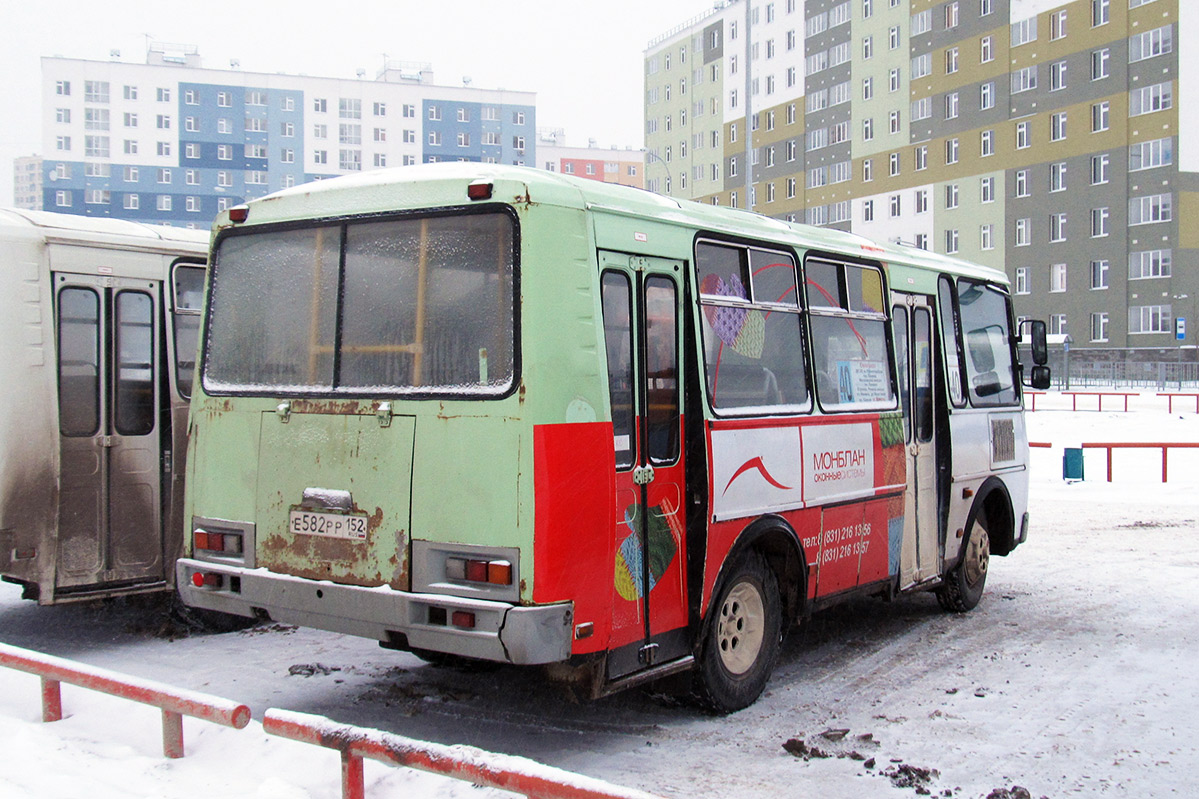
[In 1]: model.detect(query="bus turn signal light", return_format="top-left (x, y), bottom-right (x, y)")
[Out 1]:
top-left (446, 557), bottom-right (513, 586)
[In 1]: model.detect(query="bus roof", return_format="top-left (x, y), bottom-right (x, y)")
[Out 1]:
top-left (230, 163), bottom-right (1007, 287)
top-left (0, 208), bottom-right (209, 254)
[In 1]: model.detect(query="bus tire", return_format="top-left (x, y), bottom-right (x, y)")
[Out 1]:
top-left (937, 512), bottom-right (991, 613)
top-left (694, 550), bottom-right (782, 713)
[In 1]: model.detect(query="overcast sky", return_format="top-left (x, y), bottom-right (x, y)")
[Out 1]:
top-left (0, 0), bottom-right (713, 205)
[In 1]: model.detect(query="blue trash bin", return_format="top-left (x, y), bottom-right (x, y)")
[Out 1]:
top-left (1063, 447), bottom-right (1084, 481)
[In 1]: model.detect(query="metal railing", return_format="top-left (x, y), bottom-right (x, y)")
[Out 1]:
top-left (0, 642), bottom-right (250, 758)
top-left (263, 708), bottom-right (665, 799)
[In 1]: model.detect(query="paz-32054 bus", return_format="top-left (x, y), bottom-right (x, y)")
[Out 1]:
top-left (178, 165), bottom-right (1048, 711)
top-left (0, 210), bottom-right (207, 604)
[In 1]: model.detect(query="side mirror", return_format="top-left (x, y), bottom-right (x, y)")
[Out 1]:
top-left (1028, 364), bottom-right (1051, 390)
top-left (1021, 319), bottom-right (1048, 365)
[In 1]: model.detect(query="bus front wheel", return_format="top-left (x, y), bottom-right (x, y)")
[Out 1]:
top-left (694, 550), bottom-right (782, 713)
top-left (937, 513), bottom-right (991, 612)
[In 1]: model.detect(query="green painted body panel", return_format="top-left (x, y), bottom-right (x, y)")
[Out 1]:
top-left (185, 399), bottom-right (264, 524)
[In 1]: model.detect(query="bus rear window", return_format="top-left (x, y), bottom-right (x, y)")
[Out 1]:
top-left (204, 210), bottom-right (516, 396)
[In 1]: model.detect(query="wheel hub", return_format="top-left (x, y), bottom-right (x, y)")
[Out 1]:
top-left (964, 523), bottom-right (990, 587)
top-left (716, 581), bottom-right (765, 675)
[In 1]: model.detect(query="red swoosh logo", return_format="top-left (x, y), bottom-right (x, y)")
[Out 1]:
top-left (723, 456), bottom-right (793, 495)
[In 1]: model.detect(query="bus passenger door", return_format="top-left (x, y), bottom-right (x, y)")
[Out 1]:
top-left (892, 293), bottom-right (939, 587)
top-left (54, 274), bottom-right (164, 593)
top-left (600, 253), bottom-right (690, 681)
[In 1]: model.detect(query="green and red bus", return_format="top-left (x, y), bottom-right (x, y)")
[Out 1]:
top-left (177, 164), bottom-right (1048, 711)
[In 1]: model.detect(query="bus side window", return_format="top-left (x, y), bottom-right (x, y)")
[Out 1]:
top-left (601, 271), bottom-right (635, 469)
top-left (171, 263), bottom-right (205, 398)
top-left (938, 276), bottom-right (966, 407)
top-left (807, 260), bottom-right (893, 411)
top-left (57, 287), bottom-right (101, 437)
top-left (644, 276), bottom-right (679, 465)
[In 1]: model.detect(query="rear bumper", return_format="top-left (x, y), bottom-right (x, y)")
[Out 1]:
top-left (176, 559), bottom-right (573, 665)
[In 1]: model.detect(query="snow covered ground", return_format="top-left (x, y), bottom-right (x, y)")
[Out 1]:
top-left (2, 391), bottom-right (1199, 798)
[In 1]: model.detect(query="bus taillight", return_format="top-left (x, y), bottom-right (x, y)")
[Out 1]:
top-left (467, 181), bottom-right (493, 201)
top-left (446, 557), bottom-right (512, 586)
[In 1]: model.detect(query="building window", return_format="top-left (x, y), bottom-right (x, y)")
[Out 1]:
top-left (1051, 112), bottom-right (1067, 142)
top-left (56, 80), bottom-right (70, 96)
top-left (1091, 313), bottom-right (1109, 343)
top-left (981, 177), bottom-right (995, 203)
top-left (945, 229), bottom-right (959, 254)
top-left (1015, 169), bottom-right (1029, 197)
top-left (1016, 121), bottom-right (1031, 149)
top-left (85, 189), bottom-right (110, 205)
top-left (863, 199), bottom-right (875, 222)
top-left (863, 159), bottom-right (873, 182)
top-left (1130, 249), bottom-right (1172, 279)
top-left (1092, 48), bottom-right (1110, 80)
top-left (945, 137), bottom-right (959, 164)
top-left (980, 35), bottom-right (993, 63)
top-left (1129, 194), bottom-right (1173, 225)
top-left (1050, 213), bottom-right (1067, 242)
top-left (1015, 218), bottom-right (1030, 246)
top-left (281, 148), bottom-right (295, 164)
top-left (1051, 61), bottom-right (1067, 91)
top-left (1130, 25), bottom-right (1173, 62)
top-left (185, 169), bottom-right (198, 185)
top-left (186, 196), bottom-right (201, 213)
top-left (980, 129), bottom-right (994, 156)
top-left (1015, 267), bottom-right (1029, 294)
top-left (1012, 66), bottom-right (1037, 94)
top-left (980, 224), bottom-right (994, 250)
top-left (1050, 314), bottom-right (1067, 336)
top-left (1091, 154), bottom-right (1110, 185)
top-left (1092, 101), bottom-right (1110, 132)
top-left (1129, 137), bottom-right (1173, 171)
top-left (1091, 207), bottom-right (1110, 237)
top-left (1130, 82), bottom-right (1173, 116)
top-left (1012, 16), bottom-right (1037, 47)
top-left (889, 152), bottom-right (900, 176)
top-left (980, 82), bottom-right (995, 110)
top-left (313, 151), bottom-right (327, 165)
top-left (915, 145), bottom-right (928, 171)
top-left (1092, 0), bottom-right (1109, 27)
top-left (945, 47), bottom-right (959, 74)
top-left (1051, 263), bottom-right (1067, 292)
top-left (916, 189), bottom-right (930, 214)
top-left (124, 193), bottom-right (139, 210)
top-left (84, 136), bottom-right (109, 157)
top-left (124, 139), bottom-right (138, 155)
top-left (945, 1), bottom-right (959, 29)
top-left (1129, 305), bottom-right (1170, 335)
top-left (945, 183), bottom-right (959, 209)
top-left (184, 143), bottom-right (199, 159)
top-left (156, 87), bottom-right (170, 102)
top-left (217, 144), bottom-right (232, 160)
top-left (1091, 259), bottom-right (1110, 289)
top-left (1051, 162), bottom-right (1067, 192)
top-left (1051, 9), bottom-right (1067, 40)
top-left (85, 81), bottom-right (110, 103)
top-left (890, 194), bottom-right (901, 218)
top-left (945, 92), bottom-right (959, 120)
top-left (157, 195), bottom-right (172, 212)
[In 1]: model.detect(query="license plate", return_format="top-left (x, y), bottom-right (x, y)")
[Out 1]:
top-left (288, 508), bottom-right (368, 541)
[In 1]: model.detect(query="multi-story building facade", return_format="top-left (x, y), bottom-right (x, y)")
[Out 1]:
top-left (39, 45), bottom-right (536, 227)
top-left (536, 129), bottom-right (645, 188)
top-left (13, 156), bottom-right (42, 209)
top-left (646, 0), bottom-right (1195, 353)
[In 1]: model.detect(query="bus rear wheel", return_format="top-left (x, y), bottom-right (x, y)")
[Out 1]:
top-left (937, 513), bottom-right (991, 612)
top-left (694, 550), bottom-right (782, 713)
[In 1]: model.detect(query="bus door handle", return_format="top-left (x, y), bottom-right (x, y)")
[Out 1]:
top-left (633, 465), bottom-right (655, 485)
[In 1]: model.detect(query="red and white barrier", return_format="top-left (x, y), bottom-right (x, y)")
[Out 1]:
top-left (0, 642), bottom-right (250, 758)
top-left (262, 708), bottom-right (665, 799)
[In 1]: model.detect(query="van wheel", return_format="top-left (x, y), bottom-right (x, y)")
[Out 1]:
top-left (694, 551), bottom-right (781, 713)
top-left (937, 513), bottom-right (990, 612)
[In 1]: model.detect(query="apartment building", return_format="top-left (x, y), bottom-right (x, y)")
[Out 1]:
top-left (537, 129), bottom-right (645, 188)
top-left (39, 44), bottom-right (536, 227)
top-left (13, 156), bottom-right (42, 209)
top-left (646, 0), bottom-right (1195, 353)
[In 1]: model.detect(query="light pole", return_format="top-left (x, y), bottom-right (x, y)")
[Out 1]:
top-left (642, 149), bottom-right (673, 196)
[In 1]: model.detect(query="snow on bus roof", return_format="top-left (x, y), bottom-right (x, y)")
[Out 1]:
top-left (236, 164), bottom-right (1005, 284)
top-left (0, 208), bottom-right (209, 248)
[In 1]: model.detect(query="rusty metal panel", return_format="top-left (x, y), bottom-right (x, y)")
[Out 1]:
top-left (255, 408), bottom-right (415, 589)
